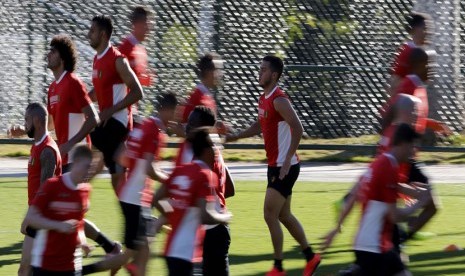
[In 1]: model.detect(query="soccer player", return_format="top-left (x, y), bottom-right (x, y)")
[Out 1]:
top-left (23, 145), bottom-right (94, 276)
top-left (46, 34), bottom-right (122, 258)
top-left (389, 12), bottom-right (430, 95)
top-left (81, 92), bottom-right (177, 275)
top-left (17, 103), bottom-right (62, 276)
top-left (118, 6), bottom-right (153, 125)
top-left (87, 15), bottom-right (144, 191)
top-left (153, 128), bottom-right (232, 276)
top-left (175, 105), bottom-right (235, 276)
top-left (322, 124), bottom-right (431, 276)
top-left (226, 55), bottom-right (320, 276)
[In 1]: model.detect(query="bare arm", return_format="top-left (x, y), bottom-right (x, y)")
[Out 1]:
top-left (99, 58), bottom-right (143, 122)
top-left (152, 184), bottom-right (168, 214)
top-left (40, 147), bottom-right (57, 185)
top-left (88, 88), bottom-right (97, 102)
top-left (59, 105), bottom-right (99, 156)
top-left (224, 167), bottom-right (235, 198)
top-left (225, 120), bottom-right (261, 142)
top-left (197, 198), bottom-right (232, 225)
top-left (274, 97), bottom-right (303, 179)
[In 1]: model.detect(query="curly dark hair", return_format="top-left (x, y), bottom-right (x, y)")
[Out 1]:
top-left (50, 34), bottom-right (78, 72)
top-left (197, 52), bottom-right (220, 79)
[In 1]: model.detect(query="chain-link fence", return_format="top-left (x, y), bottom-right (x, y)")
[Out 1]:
top-left (0, 0), bottom-right (463, 138)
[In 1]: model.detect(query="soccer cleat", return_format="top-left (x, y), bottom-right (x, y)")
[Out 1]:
top-left (303, 253), bottom-right (321, 276)
top-left (125, 262), bottom-right (139, 276)
top-left (266, 267), bottom-right (287, 276)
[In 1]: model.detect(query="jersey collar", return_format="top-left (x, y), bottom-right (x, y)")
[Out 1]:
top-left (193, 159), bottom-right (209, 169)
top-left (406, 74), bottom-right (424, 87)
top-left (55, 71), bottom-right (67, 84)
top-left (383, 152), bottom-right (399, 168)
top-left (127, 33), bottom-right (140, 45)
top-left (196, 83), bottom-right (211, 95)
top-left (264, 86), bottom-right (279, 99)
top-left (35, 132), bottom-right (49, 146)
top-left (96, 43), bottom-right (111, 60)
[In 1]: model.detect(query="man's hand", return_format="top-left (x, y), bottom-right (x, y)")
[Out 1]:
top-left (224, 133), bottom-right (238, 143)
top-left (8, 125), bottom-right (26, 137)
top-left (279, 158), bottom-right (291, 180)
top-left (56, 219), bottom-right (78, 234)
top-left (320, 227), bottom-right (340, 252)
top-left (20, 219), bottom-right (28, 235)
top-left (167, 121), bottom-right (186, 137)
top-left (99, 108), bottom-right (114, 126)
top-left (59, 141), bottom-right (74, 156)
top-left (81, 243), bottom-right (95, 257)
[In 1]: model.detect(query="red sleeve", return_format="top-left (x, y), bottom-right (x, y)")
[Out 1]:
top-left (182, 90), bottom-right (201, 123)
top-left (31, 180), bottom-right (54, 212)
top-left (195, 170), bottom-right (216, 202)
top-left (71, 78), bottom-right (92, 111)
top-left (391, 44), bottom-right (412, 78)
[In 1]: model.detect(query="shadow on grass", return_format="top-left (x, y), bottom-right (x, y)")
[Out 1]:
top-left (0, 241), bottom-right (22, 268)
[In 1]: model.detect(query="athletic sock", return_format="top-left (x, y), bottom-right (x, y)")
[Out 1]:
top-left (82, 263), bottom-right (98, 275)
top-left (274, 259), bottom-right (283, 272)
top-left (95, 232), bottom-right (115, 253)
top-left (302, 246), bottom-right (315, 262)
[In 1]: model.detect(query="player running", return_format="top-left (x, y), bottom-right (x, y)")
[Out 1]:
top-left (226, 55), bottom-right (320, 276)
top-left (87, 15), bottom-right (144, 191)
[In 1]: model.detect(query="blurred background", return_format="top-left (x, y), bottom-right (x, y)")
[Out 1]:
top-left (0, 0), bottom-right (463, 139)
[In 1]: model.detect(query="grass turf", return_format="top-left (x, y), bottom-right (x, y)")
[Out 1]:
top-left (1, 178), bottom-right (465, 275)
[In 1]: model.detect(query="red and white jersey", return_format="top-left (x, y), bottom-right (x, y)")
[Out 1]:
top-left (47, 71), bottom-right (94, 165)
top-left (92, 44), bottom-right (132, 129)
top-left (31, 173), bottom-right (90, 271)
top-left (175, 139), bottom-right (227, 209)
top-left (118, 34), bottom-right (151, 87)
top-left (181, 84), bottom-right (217, 123)
top-left (258, 86), bottom-right (299, 167)
top-left (117, 116), bottom-right (166, 207)
top-left (354, 153), bottom-right (399, 253)
top-left (391, 41), bottom-right (416, 78)
top-left (164, 161), bottom-right (216, 262)
top-left (27, 133), bottom-right (62, 206)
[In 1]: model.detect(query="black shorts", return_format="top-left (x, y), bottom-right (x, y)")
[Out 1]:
top-left (407, 159), bottom-right (429, 184)
top-left (165, 257), bottom-right (193, 276)
top-left (26, 226), bottom-right (37, 238)
top-left (203, 224), bottom-right (231, 276)
top-left (267, 163), bottom-right (300, 198)
top-left (90, 118), bottom-right (128, 174)
top-left (355, 250), bottom-right (405, 276)
top-left (32, 267), bottom-right (81, 276)
top-left (120, 201), bottom-right (146, 250)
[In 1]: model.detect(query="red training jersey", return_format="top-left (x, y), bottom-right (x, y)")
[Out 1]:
top-left (391, 41), bottom-right (416, 78)
top-left (92, 45), bottom-right (132, 129)
top-left (47, 71), bottom-right (93, 165)
top-left (258, 86), bottom-right (299, 167)
top-left (27, 133), bottom-right (62, 205)
top-left (31, 173), bottom-right (90, 272)
top-left (354, 153), bottom-right (399, 253)
top-left (164, 161), bottom-right (216, 262)
top-left (181, 84), bottom-right (217, 123)
top-left (117, 116), bottom-right (166, 207)
top-left (118, 34), bottom-right (151, 87)
top-left (175, 139), bottom-right (227, 209)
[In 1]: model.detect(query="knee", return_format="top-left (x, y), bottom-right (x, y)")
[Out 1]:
top-left (278, 213), bottom-right (292, 225)
top-left (264, 209), bottom-right (279, 224)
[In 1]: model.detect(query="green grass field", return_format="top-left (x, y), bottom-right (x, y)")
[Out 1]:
top-left (1, 178), bottom-right (465, 275)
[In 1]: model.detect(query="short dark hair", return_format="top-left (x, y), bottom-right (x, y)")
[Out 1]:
top-left (188, 127), bottom-right (214, 158)
top-left (408, 47), bottom-right (428, 66)
top-left (192, 106), bottom-right (216, 127)
top-left (405, 13), bottom-right (429, 33)
top-left (130, 6), bottom-right (149, 23)
top-left (50, 34), bottom-right (78, 72)
top-left (197, 53), bottom-right (219, 79)
top-left (391, 123), bottom-right (420, 146)
top-left (92, 15), bottom-right (113, 38)
top-left (156, 92), bottom-right (178, 110)
top-left (26, 103), bottom-right (47, 124)
top-left (72, 145), bottom-right (93, 161)
top-left (263, 55), bottom-right (284, 80)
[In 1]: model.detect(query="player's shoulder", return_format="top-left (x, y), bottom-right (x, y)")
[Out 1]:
top-left (77, 182), bottom-right (92, 193)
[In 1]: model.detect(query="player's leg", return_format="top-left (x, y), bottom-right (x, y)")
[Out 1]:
top-left (84, 219), bottom-right (121, 255)
top-left (165, 257), bottom-right (193, 276)
top-left (18, 234), bottom-right (34, 276)
top-left (202, 224), bottom-right (231, 276)
top-left (264, 186), bottom-right (287, 272)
